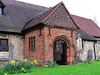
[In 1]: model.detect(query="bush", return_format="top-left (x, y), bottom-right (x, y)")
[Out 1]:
top-left (3, 59), bottom-right (35, 74)
top-left (72, 61), bottom-right (79, 65)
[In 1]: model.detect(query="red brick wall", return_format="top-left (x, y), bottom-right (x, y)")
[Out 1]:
top-left (24, 26), bottom-right (77, 65)
top-left (24, 28), bottom-right (45, 60)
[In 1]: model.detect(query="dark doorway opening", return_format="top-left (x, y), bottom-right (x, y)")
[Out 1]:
top-left (53, 40), bottom-right (67, 65)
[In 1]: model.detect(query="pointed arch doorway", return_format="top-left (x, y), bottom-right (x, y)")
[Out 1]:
top-left (53, 39), bottom-right (67, 65)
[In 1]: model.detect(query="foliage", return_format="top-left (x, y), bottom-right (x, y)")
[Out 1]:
top-left (0, 60), bottom-right (100, 75)
top-left (3, 59), bottom-right (35, 74)
top-left (0, 62), bottom-right (100, 75)
top-left (52, 61), bottom-right (58, 67)
top-left (87, 60), bottom-right (91, 64)
top-left (91, 60), bottom-right (100, 64)
top-left (83, 61), bottom-right (88, 64)
top-left (84, 60), bottom-right (93, 64)
top-left (72, 61), bottom-right (79, 65)
top-left (47, 60), bottom-right (58, 68)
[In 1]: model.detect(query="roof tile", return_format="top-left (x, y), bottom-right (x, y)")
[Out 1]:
top-left (77, 29), bottom-right (98, 41)
top-left (23, 2), bottom-right (78, 30)
top-left (72, 15), bottom-right (100, 37)
top-left (0, 0), bottom-right (47, 33)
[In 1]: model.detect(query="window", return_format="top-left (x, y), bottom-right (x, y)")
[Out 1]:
top-left (31, 37), bottom-right (33, 50)
top-left (71, 30), bottom-right (73, 37)
top-left (49, 28), bottom-right (51, 35)
top-left (34, 36), bottom-right (35, 51)
top-left (39, 29), bottom-right (42, 36)
top-left (29, 37), bottom-right (30, 51)
top-left (0, 8), bottom-right (2, 15)
top-left (48, 27), bottom-right (51, 36)
top-left (82, 41), bottom-right (84, 49)
top-left (29, 36), bottom-right (35, 51)
top-left (0, 39), bottom-right (8, 51)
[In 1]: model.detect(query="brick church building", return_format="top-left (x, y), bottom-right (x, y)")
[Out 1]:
top-left (22, 2), bottom-right (79, 65)
top-left (0, 0), bottom-right (79, 66)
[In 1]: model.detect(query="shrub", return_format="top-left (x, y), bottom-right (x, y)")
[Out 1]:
top-left (3, 63), bottom-right (16, 74)
top-left (72, 61), bottom-right (78, 65)
top-left (3, 59), bottom-right (35, 74)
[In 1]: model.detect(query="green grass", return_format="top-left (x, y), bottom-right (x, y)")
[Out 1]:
top-left (0, 61), bottom-right (100, 75)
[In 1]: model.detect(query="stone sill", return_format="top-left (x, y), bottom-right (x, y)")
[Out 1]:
top-left (0, 58), bottom-right (20, 61)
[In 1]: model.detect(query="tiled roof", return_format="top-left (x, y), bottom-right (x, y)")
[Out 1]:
top-left (22, 2), bottom-right (58, 30)
top-left (0, 0), bottom-right (47, 33)
top-left (72, 15), bottom-right (100, 37)
top-left (77, 29), bottom-right (98, 41)
top-left (0, 0), bottom-right (99, 38)
top-left (23, 2), bottom-right (78, 31)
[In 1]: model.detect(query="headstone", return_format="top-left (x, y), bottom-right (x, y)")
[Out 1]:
top-left (87, 49), bottom-right (93, 61)
top-left (80, 50), bottom-right (85, 62)
top-left (9, 42), bottom-right (14, 63)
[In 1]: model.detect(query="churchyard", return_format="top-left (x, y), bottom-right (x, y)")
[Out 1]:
top-left (0, 60), bottom-right (100, 75)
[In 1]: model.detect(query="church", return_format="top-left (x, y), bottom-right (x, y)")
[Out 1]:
top-left (0, 0), bottom-right (100, 67)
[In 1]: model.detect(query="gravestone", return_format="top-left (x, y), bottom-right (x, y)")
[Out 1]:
top-left (87, 49), bottom-right (93, 61)
top-left (80, 50), bottom-right (85, 62)
top-left (9, 42), bottom-right (14, 63)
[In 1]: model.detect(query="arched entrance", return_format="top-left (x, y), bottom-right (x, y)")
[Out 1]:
top-left (53, 39), bottom-right (67, 65)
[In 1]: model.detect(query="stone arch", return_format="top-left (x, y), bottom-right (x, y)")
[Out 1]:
top-left (51, 35), bottom-right (71, 65)
top-left (50, 35), bottom-right (71, 48)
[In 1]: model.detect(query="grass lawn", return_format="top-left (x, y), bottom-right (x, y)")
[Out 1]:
top-left (0, 61), bottom-right (100, 75)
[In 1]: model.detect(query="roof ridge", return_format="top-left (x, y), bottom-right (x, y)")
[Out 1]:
top-left (30, 8), bottom-right (49, 21)
top-left (22, 1), bottom-right (79, 31)
top-left (42, 2), bottom-right (63, 22)
top-left (43, 1), bottom-right (79, 29)
top-left (22, 2), bottom-right (63, 30)
top-left (21, 8), bottom-right (49, 30)
top-left (2, 0), bottom-right (47, 9)
top-left (71, 14), bottom-right (91, 20)
top-left (89, 19), bottom-right (100, 28)
top-left (62, 5), bottom-right (79, 29)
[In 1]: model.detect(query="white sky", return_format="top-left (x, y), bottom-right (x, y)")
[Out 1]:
top-left (17, 0), bottom-right (100, 27)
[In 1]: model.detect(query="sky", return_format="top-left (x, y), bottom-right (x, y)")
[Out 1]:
top-left (17, 0), bottom-right (100, 27)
